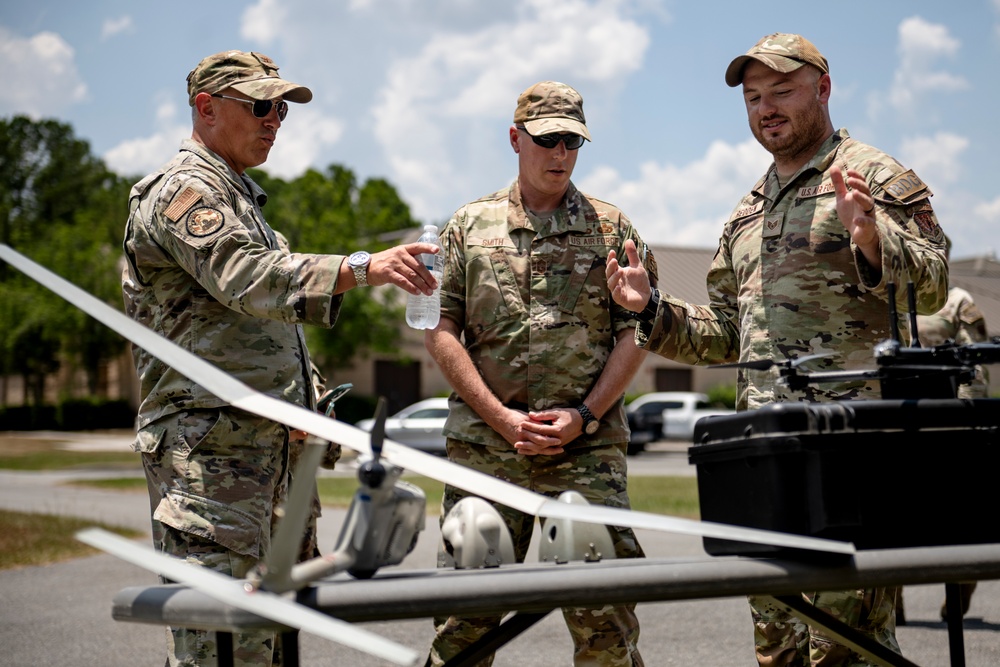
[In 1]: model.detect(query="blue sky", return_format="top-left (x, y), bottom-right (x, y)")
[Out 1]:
top-left (4, 0), bottom-right (999, 260)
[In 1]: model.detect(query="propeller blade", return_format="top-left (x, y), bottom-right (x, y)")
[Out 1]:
top-left (370, 396), bottom-right (388, 462)
top-left (713, 359), bottom-right (775, 370)
top-left (260, 441), bottom-right (327, 593)
top-left (76, 528), bottom-right (420, 666)
top-left (713, 352), bottom-right (834, 371)
top-left (0, 244), bottom-right (854, 556)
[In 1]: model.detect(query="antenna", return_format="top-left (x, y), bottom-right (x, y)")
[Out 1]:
top-left (906, 282), bottom-right (921, 348)
top-left (887, 282), bottom-right (902, 345)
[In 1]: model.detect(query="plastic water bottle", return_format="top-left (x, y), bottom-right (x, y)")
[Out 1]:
top-left (406, 225), bottom-right (443, 330)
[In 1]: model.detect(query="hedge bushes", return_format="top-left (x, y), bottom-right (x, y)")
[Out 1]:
top-left (0, 399), bottom-right (134, 431)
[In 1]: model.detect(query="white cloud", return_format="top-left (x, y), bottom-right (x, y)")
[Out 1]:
top-left (974, 196), bottom-right (1000, 223)
top-left (103, 100), bottom-right (188, 177)
top-left (100, 16), bottom-right (134, 41)
top-left (577, 138), bottom-right (772, 247)
top-left (898, 132), bottom-right (969, 188)
top-left (0, 26), bottom-right (87, 118)
top-left (241, 0), bottom-right (288, 45)
top-left (264, 107), bottom-right (345, 179)
top-left (888, 16), bottom-right (968, 111)
top-left (371, 0), bottom-right (652, 220)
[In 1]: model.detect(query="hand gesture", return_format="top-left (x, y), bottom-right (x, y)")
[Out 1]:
top-left (831, 163), bottom-right (881, 270)
top-left (606, 239), bottom-right (651, 312)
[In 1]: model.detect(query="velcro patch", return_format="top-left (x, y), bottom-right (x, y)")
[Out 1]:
top-left (798, 183), bottom-right (835, 198)
top-left (882, 170), bottom-right (929, 203)
top-left (731, 202), bottom-right (763, 220)
top-left (569, 235), bottom-right (618, 247)
top-left (164, 187), bottom-right (202, 222)
top-left (186, 207), bottom-right (225, 237)
top-left (469, 237), bottom-right (515, 248)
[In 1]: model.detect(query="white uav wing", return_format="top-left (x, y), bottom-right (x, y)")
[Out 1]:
top-left (0, 243), bottom-right (855, 558)
top-left (76, 528), bottom-right (420, 665)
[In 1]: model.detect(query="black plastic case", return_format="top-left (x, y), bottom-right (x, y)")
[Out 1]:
top-left (689, 399), bottom-right (1000, 557)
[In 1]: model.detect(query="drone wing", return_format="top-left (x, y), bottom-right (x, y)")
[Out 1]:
top-left (76, 528), bottom-right (420, 666)
top-left (0, 244), bottom-right (853, 556)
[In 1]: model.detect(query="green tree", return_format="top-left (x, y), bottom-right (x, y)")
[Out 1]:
top-left (249, 164), bottom-right (422, 371)
top-left (0, 116), bottom-right (129, 404)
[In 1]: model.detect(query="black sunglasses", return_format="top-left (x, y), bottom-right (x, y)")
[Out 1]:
top-left (517, 126), bottom-right (585, 150)
top-left (212, 94), bottom-right (288, 121)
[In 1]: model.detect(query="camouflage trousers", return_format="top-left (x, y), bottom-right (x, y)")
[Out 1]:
top-left (748, 586), bottom-right (900, 666)
top-left (427, 438), bottom-right (645, 667)
top-left (139, 407), bottom-right (292, 667)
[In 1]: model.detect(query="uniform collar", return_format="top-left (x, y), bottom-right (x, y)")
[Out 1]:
top-left (754, 128), bottom-right (851, 199)
top-left (179, 138), bottom-right (269, 207)
top-left (507, 180), bottom-right (592, 237)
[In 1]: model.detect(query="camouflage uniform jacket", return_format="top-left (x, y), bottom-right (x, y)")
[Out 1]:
top-left (636, 129), bottom-right (948, 410)
top-left (917, 286), bottom-right (990, 398)
top-left (439, 180), bottom-right (656, 447)
top-left (122, 139), bottom-right (345, 429)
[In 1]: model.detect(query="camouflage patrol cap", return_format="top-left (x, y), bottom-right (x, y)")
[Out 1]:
top-left (186, 50), bottom-right (313, 106)
top-left (725, 33), bottom-right (829, 87)
top-left (513, 81), bottom-right (592, 141)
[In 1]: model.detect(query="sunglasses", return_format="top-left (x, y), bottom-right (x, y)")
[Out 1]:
top-left (212, 94), bottom-right (288, 121)
top-left (517, 126), bottom-right (585, 150)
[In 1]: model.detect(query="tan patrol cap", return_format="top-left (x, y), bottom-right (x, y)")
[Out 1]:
top-left (186, 50), bottom-right (313, 106)
top-left (513, 81), bottom-right (592, 141)
top-left (725, 33), bottom-right (829, 87)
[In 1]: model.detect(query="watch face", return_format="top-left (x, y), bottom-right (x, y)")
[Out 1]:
top-left (349, 250), bottom-right (371, 267)
top-left (584, 420), bottom-right (599, 435)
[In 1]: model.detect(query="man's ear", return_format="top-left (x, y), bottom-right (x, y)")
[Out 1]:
top-left (193, 92), bottom-right (218, 124)
top-left (509, 125), bottom-right (521, 154)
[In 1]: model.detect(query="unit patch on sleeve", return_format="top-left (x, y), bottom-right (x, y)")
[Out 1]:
top-left (186, 207), bottom-right (225, 237)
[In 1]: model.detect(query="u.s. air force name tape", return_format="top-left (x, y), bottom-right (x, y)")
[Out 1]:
top-left (0, 244), bottom-right (854, 556)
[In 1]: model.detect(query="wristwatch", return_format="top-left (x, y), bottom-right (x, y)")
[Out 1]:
top-left (347, 251), bottom-right (371, 287)
top-left (576, 404), bottom-right (600, 435)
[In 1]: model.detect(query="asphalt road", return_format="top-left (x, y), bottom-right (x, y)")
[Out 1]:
top-left (1, 432), bottom-right (998, 666)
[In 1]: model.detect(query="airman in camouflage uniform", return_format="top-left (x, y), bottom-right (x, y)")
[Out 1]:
top-left (122, 50), bottom-right (439, 667)
top-left (606, 34), bottom-right (948, 667)
top-left (424, 81), bottom-right (656, 667)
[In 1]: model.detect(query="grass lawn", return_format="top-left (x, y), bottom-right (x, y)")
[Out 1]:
top-left (0, 509), bottom-right (142, 570)
top-left (74, 474), bottom-right (698, 518)
top-left (0, 438), bottom-right (699, 568)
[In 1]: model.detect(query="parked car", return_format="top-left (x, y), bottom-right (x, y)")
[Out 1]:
top-left (660, 392), bottom-right (735, 441)
top-left (355, 397), bottom-right (450, 453)
top-left (625, 392), bottom-right (694, 455)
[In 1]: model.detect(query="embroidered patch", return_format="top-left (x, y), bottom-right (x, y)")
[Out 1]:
top-left (469, 237), bottom-right (514, 248)
top-left (883, 170), bottom-right (928, 202)
top-left (186, 207), bottom-right (225, 237)
top-left (732, 202), bottom-right (763, 220)
top-left (762, 213), bottom-right (783, 238)
top-left (797, 183), bottom-right (835, 198)
top-left (164, 188), bottom-right (202, 222)
top-left (570, 235), bottom-right (618, 247)
top-left (598, 221), bottom-right (615, 234)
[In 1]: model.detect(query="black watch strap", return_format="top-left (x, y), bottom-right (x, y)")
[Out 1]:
top-left (637, 288), bottom-right (660, 325)
top-left (576, 404), bottom-right (599, 435)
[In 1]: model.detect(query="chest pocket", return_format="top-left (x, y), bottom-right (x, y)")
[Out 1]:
top-left (465, 247), bottom-right (522, 332)
top-left (558, 251), bottom-right (603, 317)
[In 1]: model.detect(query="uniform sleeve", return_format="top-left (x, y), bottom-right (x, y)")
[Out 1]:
top-left (853, 164), bottom-right (949, 316)
top-left (438, 210), bottom-right (467, 327)
top-left (146, 172), bottom-right (345, 328)
top-left (636, 227), bottom-right (741, 366)
top-left (612, 216), bottom-right (657, 334)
